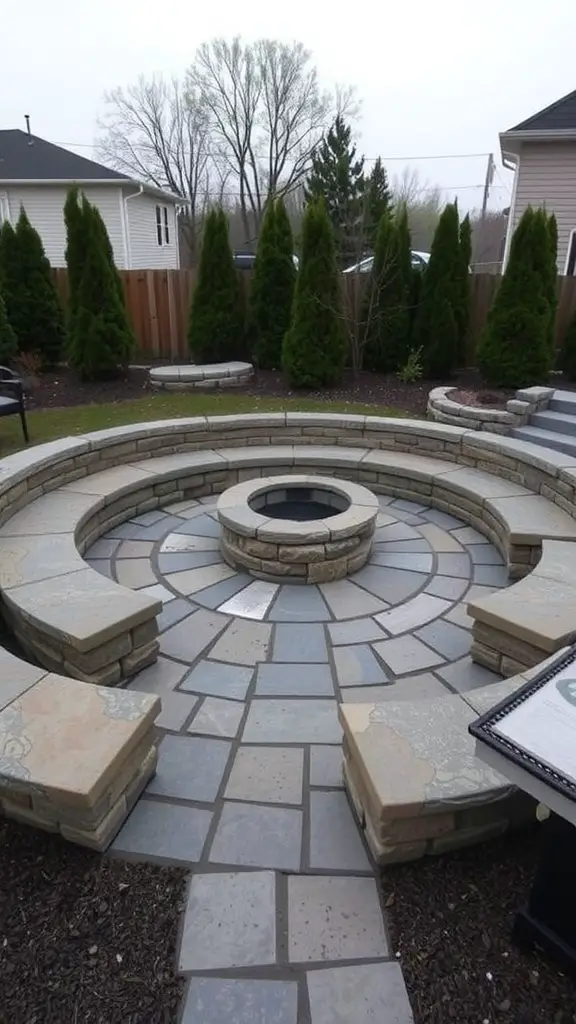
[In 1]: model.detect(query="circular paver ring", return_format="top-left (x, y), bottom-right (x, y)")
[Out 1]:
top-left (149, 361), bottom-right (253, 390)
top-left (217, 475), bottom-right (379, 584)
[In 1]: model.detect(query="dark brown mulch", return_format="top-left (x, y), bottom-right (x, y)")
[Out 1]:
top-left (383, 826), bottom-right (576, 1024)
top-left (0, 819), bottom-right (187, 1024)
top-left (450, 387), bottom-right (515, 410)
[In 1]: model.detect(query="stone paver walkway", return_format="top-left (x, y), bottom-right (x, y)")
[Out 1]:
top-left (86, 494), bottom-right (505, 1023)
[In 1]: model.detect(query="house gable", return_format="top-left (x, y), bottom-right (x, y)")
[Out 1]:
top-left (508, 89), bottom-right (576, 133)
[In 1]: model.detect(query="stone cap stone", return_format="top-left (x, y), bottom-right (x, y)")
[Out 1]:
top-left (0, 674), bottom-right (159, 808)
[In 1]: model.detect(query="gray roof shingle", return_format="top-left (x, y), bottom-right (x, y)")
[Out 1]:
top-left (508, 89), bottom-right (576, 132)
top-left (0, 129), bottom-right (126, 181)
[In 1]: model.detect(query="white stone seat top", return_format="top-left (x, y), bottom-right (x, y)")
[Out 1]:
top-left (149, 362), bottom-right (253, 383)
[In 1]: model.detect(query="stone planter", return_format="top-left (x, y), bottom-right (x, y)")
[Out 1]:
top-left (427, 385), bottom-right (554, 434)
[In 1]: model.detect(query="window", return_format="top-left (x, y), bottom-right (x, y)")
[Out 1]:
top-left (156, 204), bottom-right (170, 245)
top-left (0, 193), bottom-right (9, 225)
top-left (566, 230), bottom-right (576, 276)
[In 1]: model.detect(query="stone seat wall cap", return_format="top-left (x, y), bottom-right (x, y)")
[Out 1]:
top-left (60, 464), bottom-right (156, 500)
top-left (292, 445), bottom-right (367, 466)
top-left (4, 569), bottom-right (162, 653)
top-left (428, 385), bottom-right (455, 401)
top-left (285, 411), bottom-right (367, 429)
top-left (214, 446), bottom-right (295, 468)
top-left (131, 450), bottom-right (229, 478)
top-left (339, 693), bottom-right (510, 817)
top-left (435, 468), bottom-right (529, 502)
top-left (467, 574), bottom-right (576, 649)
top-left (81, 418), bottom-right (209, 448)
top-left (485, 494), bottom-right (576, 543)
top-left (364, 417), bottom-right (466, 440)
top-left (464, 430), bottom-right (576, 473)
top-left (0, 491), bottom-right (103, 539)
top-left (362, 449), bottom-right (459, 479)
top-left (515, 386), bottom-right (554, 402)
top-left (0, 674), bottom-right (160, 808)
top-left (206, 413), bottom-right (287, 430)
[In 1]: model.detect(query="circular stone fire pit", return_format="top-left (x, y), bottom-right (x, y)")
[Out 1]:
top-left (216, 475), bottom-right (379, 583)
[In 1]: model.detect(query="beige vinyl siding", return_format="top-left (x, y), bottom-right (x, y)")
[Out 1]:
top-left (124, 191), bottom-right (179, 269)
top-left (3, 184), bottom-right (126, 267)
top-left (511, 141), bottom-right (576, 270)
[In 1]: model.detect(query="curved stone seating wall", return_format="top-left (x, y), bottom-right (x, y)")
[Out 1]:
top-left (149, 361), bottom-right (253, 390)
top-left (3, 413), bottom-right (576, 855)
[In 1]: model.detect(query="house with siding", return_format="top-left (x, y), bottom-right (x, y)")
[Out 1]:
top-left (500, 89), bottom-right (576, 273)
top-left (0, 129), bottom-right (183, 269)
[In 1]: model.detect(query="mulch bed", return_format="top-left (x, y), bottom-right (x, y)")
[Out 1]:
top-left (0, 819), bottom-right (187, 1024)
top-left (383, 826), bottom-right (576, 1024)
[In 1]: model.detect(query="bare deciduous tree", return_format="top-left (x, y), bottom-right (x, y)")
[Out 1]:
top-left (97, 76), bottom-right (216, 260)
top-left (392, 167), bottom-right (443, 251)
top-left (186, 37), bottom-right (349, 238)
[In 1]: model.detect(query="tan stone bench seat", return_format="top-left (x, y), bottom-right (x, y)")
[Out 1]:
top-left (0, 647), bottom-right (159, 850)
top-left (468, 540), bottom-right (576, 674)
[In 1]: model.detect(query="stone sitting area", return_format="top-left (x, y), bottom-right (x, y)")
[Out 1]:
top-left (149, 361), bottom-right (253, 390)
top-left (2, 412), bottom-right (576, 868)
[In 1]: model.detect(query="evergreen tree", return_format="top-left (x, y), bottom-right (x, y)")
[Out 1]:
top-left (413, 202), bottom-right (461, 377)
top-left (188, 209), bottom-right (244, 362)
top-left (454, 213), bottom-right (472, 363)
top-left (282, 199), bottom-right (346, 388)
top-left (64, 186), bottom-right (86, 323)
top-left (544, 211), bottom-right (558, 355)
top-left (561, 311), bottom-right (576, 381)
top-left (0, 290), bottom-right (17, 363)
top-left (305, 115), bottom-right (365, 267)
top-left (477, 206), bottom-right (552, 387)
top-left (0, 210), bottom-right (65, 365)
top-left (90, 200), bottom-right (126, 307)
top-left (249, 198), bottom-right (296, 369)
top-left (68, 203), bottom-right (134, 379)
top-left (362, 158), bottom-right (392, 250)
top-left (363, 208), bottom-right (411, 372)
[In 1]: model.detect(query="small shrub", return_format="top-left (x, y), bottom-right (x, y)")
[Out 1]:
top-left (12, 350), bottom-right (42, 388)
top-left (397, 346), bottom-right (423, 383)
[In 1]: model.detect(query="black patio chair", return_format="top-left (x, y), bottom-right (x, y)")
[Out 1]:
top-left (0, 366), bottom-right (29, 443)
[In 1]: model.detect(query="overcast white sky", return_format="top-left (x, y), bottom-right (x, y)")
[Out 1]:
top-left (3, 0), bottom-right (576, 212)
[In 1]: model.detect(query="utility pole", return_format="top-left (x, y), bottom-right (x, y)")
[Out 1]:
top-left (481, 153), bottom-right (495, 221)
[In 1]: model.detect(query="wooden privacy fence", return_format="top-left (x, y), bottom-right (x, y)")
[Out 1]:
top-left (52, 269), bottom-right (576, 365)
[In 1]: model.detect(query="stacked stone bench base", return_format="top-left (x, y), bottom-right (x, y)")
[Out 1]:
top-left (0, 648), bottom-right (159, 851)
top-left (149, 361), bottom-right (253, 391)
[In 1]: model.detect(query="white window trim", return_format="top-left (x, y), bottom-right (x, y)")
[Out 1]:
top-left (564, 229), bottom-right (576, 276)
top-left (0, 192), bottom-right (10, 224)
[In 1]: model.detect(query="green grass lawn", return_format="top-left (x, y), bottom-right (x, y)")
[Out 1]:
top-left (0, 392), bottom-right (412, 458)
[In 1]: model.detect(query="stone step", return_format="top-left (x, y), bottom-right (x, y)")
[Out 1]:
top-left (531, 409), bottom-right (576, 437)
top-left (549, 389), bottom-right (576, 415)
top-left (513, 425), bottom-right (576, 458)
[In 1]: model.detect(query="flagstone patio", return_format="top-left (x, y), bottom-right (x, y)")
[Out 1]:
top-left (84, 492), bottom-right (508, 1022)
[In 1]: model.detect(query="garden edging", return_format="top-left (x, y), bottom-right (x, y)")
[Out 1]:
top-left (427, 384), bottom-right (554, 433)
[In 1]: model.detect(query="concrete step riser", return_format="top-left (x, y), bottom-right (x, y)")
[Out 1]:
top-left (549, 397), bottom-right (576, 416)
top-left (531, 411), bottom-right (576, 437)
top-left (513, 426), bottom-right (576, 458)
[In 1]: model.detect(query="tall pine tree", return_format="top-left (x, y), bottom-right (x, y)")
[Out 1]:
top-left (188, 209), bottom-right (244, 362)
top-left (477, 206), bottom-right (552, 387)
top-left (454, 213), bottom-right (472, 363)
top-left (249, 198), bottom-right (296, 370)
top-left (64, 186), bottom-right (87, 323)
top-left (0, 210), bottom-right (65, 366)
top-left (362, 158), bottom-right (392, 250)
top-left (68, 203), bottom-right (134, 379)
top-left (305, 115), bottom-right (365, 268)
top-left (413, 202), bottom-right (461, 377)
top-left (282, 198), bottom-right (346, 387)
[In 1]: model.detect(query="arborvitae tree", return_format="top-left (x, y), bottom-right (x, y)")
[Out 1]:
top-left (561, 309), bottom-right (576, 380)
top-left (477, 206), bottom-right (552, 387)
top-left (545, 211), bottom-right (558, 355)
top-left (413, 202), bottom-right (461, 377)
top-left (0, 291), bottom-right (17, 363)
top-left (0, 210), bottom-right (65, 366)
top-left (305, 115), bottom-right (365, 267)
top-left (363, 209), bottom-right (411, 372)
top-left (282, 198), bottom-right (346, 387)
top-left (249, 198), bottom-right (296, 369)
top-left (454, 213), bottom-right (472, 363)
top-left (64, 186), bottom-right (86, 323)
top-left (90, 201), bottom-right (126, 307)
top-left (362, 158), bottom-right (392, 250)
top-left (188, 208), bottom-right (244, 362)
top-left (68, 204), bottom-right (134, 379)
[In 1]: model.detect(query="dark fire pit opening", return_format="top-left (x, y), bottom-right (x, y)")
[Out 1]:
top-left (249, 485), bottom-right (350, 522)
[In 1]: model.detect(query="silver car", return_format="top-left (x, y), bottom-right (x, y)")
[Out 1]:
top-left (342, 251), bottom-right (430, 274)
